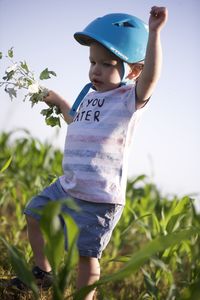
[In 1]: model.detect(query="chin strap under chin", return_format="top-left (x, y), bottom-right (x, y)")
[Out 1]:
top-left (69, 62), bottom-right (131, 117)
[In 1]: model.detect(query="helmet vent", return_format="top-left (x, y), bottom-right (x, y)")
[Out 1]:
top-left (113, 21), bottom-right (135, 28)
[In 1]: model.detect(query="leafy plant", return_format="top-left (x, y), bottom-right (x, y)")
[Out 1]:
top-left (0, 131), bottom-right (200, 299)
top-left (0, 237), bottom-right (39, 299)
top-left (73, 228), bottom-right (200, 300)
top-left (39, 200), bottom-right (79, 300)
top-left (0, 48), bottom-right (62, 127)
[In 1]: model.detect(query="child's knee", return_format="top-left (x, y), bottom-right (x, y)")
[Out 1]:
top-left (79, 256), bottom-right (97, 263)
top-left (26, 214), bottom-right (39, 226)
top-left (79, 256), bottom-right (100, 271)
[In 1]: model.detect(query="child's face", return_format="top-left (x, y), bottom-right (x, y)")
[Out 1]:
top-left (89, 42), bottom-right (123, 92)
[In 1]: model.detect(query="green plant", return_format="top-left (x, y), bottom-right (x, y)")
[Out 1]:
top-left (0, 48), bottom-right (62, 127)
top-left (0, 131), bottom-right (200, 299)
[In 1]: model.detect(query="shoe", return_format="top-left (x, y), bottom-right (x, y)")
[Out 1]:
top-left (32, 266), bottom-right (53, 289)
top-left (8, 277), bottom-right (28, 291)
top-left (9, 266), bottom-right (53, 291)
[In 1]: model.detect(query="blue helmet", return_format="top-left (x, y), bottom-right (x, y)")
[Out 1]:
top-left (70, 13), bottom-right (149, 117)
top-left (74, 13), bottom-right (149, 63)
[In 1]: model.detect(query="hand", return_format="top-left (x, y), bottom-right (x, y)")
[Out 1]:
top-left (43, 90), bottom-right (64, 108)
top-left (149, 6), bottom-right (168, 32)
top-left (43, 90), bottom-right (73, 124)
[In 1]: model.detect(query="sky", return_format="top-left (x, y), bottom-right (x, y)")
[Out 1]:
top-left (0, 0), bottom-right (200, 209)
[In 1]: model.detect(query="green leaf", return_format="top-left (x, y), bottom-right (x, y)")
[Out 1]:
top-left (130, 174), bottom-right (147, 185)
top-left (74, 228), bottom-right (200, 300)
top-left (0, 237), bottom-right (39, 298)
top-left (5, 87), bottom-right (17, 100)
top-left (40, 107), bottom-right (53, 117)
top-left (8, 47), bottom-right (14, 58)
top-left (100, 229), bottom-right (200, 283)
top-left (0, 52), bottom-right (2, 59)
top-left (166, 213), bottom-right (186, 233)
top-left (29, 92), bottom-right (43, 105)
top-left (142, 268), bottom-right (158, 297)
top-left (39, 199), bottom-right (79, 299)
top-left (108, 255), bottom-right (130, 263)
top-left (40, 201), bottom-right (65, 274)
top-left (0, 156), bottom-right (12, 173)
top-left (152, 213), bottom-right (161, 235)
top-left (171, 197), bottom-right (191, 215)
top-left (20, 61), bottom-right (29, 72)
top-left (45, 116), bottom-right (61, 127)
top-left (58, 211), bottom-right (79, 292)
top-left (49, 70), bottom-right (57, 77)
top-left (39, 68), bottom-right (57, 80)
top-left (3, 70), bottom-right (15, 81)
top-left (181, 277), bottom-right (200, 300)
top-left (165, 197), bottom-right (192, 232)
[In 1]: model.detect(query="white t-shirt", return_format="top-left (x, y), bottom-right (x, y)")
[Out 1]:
top-left (59, 84), bottom-right (146, 205)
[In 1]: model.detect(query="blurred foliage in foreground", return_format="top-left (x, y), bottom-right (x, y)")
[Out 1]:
top-left (0, 130), bottom-right (200, 300)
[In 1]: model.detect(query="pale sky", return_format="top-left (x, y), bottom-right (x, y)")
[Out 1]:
top-left (0, 0), bottom-right (199, 209)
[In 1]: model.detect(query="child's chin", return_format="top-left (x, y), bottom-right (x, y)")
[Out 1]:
top-left (97, 86), bottom-right (116, 93)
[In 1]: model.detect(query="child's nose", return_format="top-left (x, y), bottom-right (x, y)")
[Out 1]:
top-left (93, 64), bottom-right (101, 75)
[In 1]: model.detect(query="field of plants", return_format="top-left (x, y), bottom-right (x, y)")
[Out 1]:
top-left (0, 130), bottom-right (200, 300)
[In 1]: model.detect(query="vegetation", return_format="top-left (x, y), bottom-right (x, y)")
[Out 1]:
top-left (0, 130), bottom-right (200, 300)
top-left (0, 48), bottom-right (61, 127)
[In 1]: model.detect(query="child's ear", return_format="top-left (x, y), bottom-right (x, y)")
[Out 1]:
top-left (127, 64), bottom-right (143, 80)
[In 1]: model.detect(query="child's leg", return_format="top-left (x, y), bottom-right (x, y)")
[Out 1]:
top-left (26, 215), bottom-right (51, 272)
top-left (24, 180), bottom-right (67, 272)
top-left (77, 256), bottom-right (100, 300)
top-left (27, 214), bottom-right (100, 299)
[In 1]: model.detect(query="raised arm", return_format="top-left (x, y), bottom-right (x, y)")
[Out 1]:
top-left (44, 90), bottom-right (73, 124)
top-left (136, 6), bottom-right (168, 108)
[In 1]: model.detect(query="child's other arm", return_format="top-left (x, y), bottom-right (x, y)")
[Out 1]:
top-left (136, 6), bottom-right (168, 108)
top-left (44, 90), bottom-right (73, 124)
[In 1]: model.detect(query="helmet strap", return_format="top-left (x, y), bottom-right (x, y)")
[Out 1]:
top-left (120, 61), bottom-right (133, 87)
top-left (121, 62), bottom-right (132, 83)
top-left (69, 82), bottom-right (93, 117)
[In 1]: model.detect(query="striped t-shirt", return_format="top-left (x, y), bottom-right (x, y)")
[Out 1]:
top-left (59, 84), bottom-right (145, 205)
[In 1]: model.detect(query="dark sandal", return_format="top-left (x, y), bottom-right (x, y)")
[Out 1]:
top-left (9, 266), bottom-right (53, 291)
top-left (9, 277), bottom-right (29, 291)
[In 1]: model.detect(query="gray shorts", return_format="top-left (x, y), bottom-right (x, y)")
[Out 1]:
top-left (24, 179), bottom-right (124, 258)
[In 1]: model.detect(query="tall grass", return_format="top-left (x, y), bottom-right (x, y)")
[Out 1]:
top-left (0, 130), bottom-right (200, 300)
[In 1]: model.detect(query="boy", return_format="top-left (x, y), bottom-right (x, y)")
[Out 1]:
top-left (11, 6), bottom-right (168, 300)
